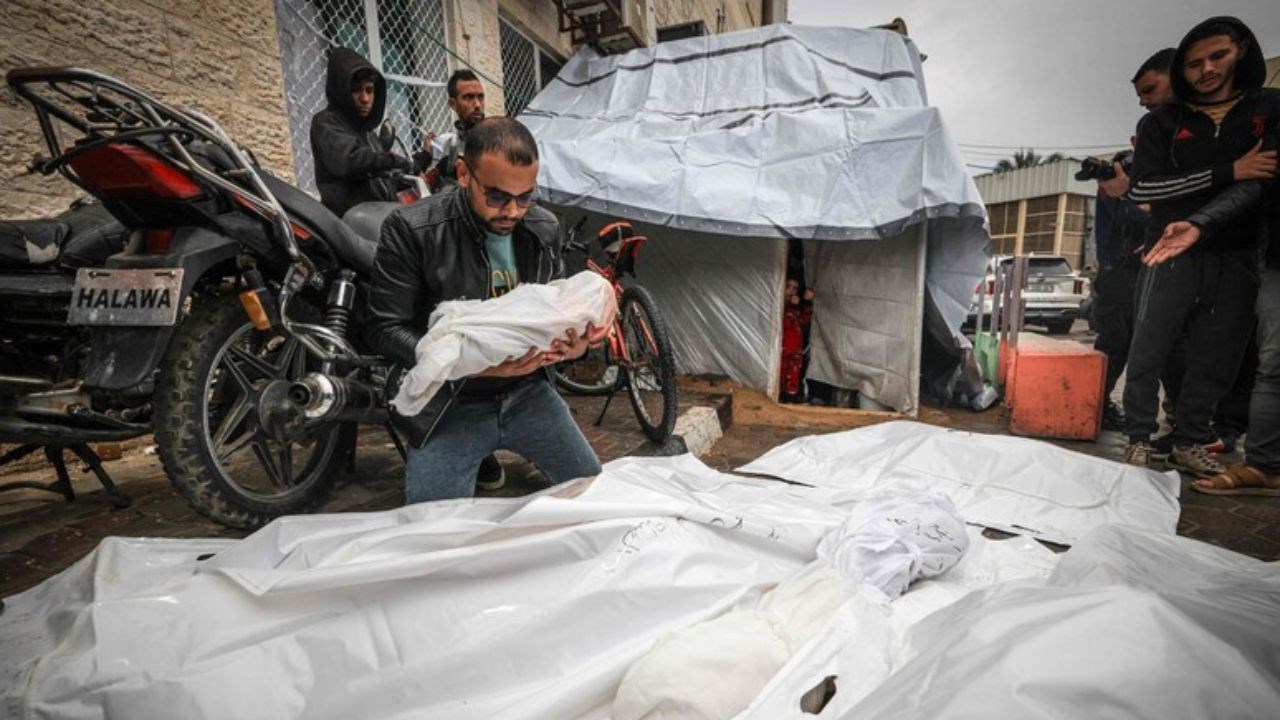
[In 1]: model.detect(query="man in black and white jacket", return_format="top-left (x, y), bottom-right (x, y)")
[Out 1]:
top-left (1123, 16), bottom-right (1280, 477)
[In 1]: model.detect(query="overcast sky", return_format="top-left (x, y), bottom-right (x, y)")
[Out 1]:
top-left (790, 0), bottom-right (1280, 173)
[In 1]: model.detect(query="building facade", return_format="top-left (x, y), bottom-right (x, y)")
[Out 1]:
top-left (0, 0), bottom-right (785, 216)
top-left (0, 0), bottom-right (295, 219)
top-left (973, 160), bottom-right (1096, 270)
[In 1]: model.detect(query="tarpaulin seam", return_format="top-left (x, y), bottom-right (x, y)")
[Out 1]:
top-left (523, 91), bottom-right (874, 122)
top-left (549, 34), bottom-right (917, 90)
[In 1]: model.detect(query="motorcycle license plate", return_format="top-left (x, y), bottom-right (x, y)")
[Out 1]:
top-left (67, 268), bottom-right (184, 326)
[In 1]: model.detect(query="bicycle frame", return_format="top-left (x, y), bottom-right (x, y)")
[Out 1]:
top-left (569, 224), bottom-right (653, 368)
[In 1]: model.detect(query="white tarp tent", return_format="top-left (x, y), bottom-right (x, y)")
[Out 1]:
top-left (0, 423), bottom-right (1223, 720)
top-left (521, 24), bottom-right (991, 411)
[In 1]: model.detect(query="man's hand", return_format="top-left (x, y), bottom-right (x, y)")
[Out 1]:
top-left (1233, 140), bottom-right (1277, 181)
top-left (1097, 163), bottom-right (1130, 198)
top-left (477, 348), bottom-right (548, 377)
top-left (421, 131), bottom-right (437, 161)
top-left (1143, 221), bottom-right (1201, 266)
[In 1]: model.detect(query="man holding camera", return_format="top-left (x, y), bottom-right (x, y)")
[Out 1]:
top-left (1123, 17), bottom-right (1279, 478)
top-left (1087, 49), bottom-right (1174, 431)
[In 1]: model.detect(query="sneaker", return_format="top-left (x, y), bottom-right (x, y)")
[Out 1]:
top-left (476, 454), bottom-right (506, 491)
top-left (1124, 441), bottom-right (1157, 468)
top-left (1150, 433), bottom-right (1175, 462)
top-left (1168, 444), bottom-right (1228, 479)
top-left (1101, 402), bottom-right (1126, 432)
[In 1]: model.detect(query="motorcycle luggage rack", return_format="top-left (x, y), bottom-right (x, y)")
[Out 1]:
top-left (5, 67), bottom-right (369, 365)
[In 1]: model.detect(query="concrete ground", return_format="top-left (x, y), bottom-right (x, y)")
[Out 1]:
top-left (3, 320), bottom-right (1277, 600)
top-left (0, 390), bottom-right (721, 598)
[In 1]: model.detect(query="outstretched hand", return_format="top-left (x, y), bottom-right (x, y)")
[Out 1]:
top-left (1143, 221), bottom-right (1201, 266)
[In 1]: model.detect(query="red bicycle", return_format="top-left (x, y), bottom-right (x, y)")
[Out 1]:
top-left (555, 218), bottom-right (677, 443)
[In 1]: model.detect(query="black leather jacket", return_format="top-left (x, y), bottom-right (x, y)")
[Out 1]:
top-left (1186, 173), bottom-right (1278, 267)
top-left (365, 187), bottom-right (565, 445)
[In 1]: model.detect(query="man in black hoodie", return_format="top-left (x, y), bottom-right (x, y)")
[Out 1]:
top-left (312, 48), bottom-right (507, 490)
top-left (1141, 22), bottom-right (1279, 495)
top-left (1123, 17), bottom-right (1279, 478)
top-left (309, 47), bottom-right (430, 217)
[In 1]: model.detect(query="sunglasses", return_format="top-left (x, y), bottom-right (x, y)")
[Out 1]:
top-left (463, 164), bottom-right (536, 209)
top-left (480, 187), bottom-right (536, 210)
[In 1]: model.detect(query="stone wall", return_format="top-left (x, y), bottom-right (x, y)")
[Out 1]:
top-left (0, 0), bottom-right (293, 220)
top-left (654, 0), bottom-right (767, 34)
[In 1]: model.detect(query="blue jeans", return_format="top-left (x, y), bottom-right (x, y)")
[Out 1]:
top-left (404, 376), bottom-right (602, 503)
top-left (1247, 267), bottom-right (1280, 474)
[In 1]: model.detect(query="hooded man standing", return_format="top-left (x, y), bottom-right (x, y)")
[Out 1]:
top-left (1123, 17), bottom-right (1279, 477)
top-left (310, 47), bottom-right (429, 217)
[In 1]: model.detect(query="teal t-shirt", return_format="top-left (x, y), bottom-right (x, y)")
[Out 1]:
top-left (485, 232), bottom-right (519, 297)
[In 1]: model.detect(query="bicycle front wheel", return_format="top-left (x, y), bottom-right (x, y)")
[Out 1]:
top-left (620, 285), bottom-right (677, 442)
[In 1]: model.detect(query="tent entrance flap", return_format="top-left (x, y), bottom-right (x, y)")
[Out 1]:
top-left (805, 224), bottom-right (927, 413)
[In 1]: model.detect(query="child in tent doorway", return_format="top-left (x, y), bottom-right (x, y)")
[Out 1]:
top-left (781, 278), bottom-right (814, 403)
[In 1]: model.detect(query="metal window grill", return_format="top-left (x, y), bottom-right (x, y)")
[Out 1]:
top-left (273, 0), bottom-right (452, 193)
top-left (499, 19), bottom-right (541, 118)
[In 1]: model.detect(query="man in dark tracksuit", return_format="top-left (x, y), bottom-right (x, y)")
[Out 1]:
top-left (1123, 17), bottom-right (1277, 477)
top-left (309, 47), bottom-right (429, 217)
top-left (1142, 32), bottom-right (1279, 494)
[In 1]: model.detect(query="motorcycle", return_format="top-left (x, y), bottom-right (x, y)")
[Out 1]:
top-left (6, 66), bottom-right (403, 528)
top-left (0, 198), bottom-right (136, 506)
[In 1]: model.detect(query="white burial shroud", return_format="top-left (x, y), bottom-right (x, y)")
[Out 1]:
top-left (392, 270), bottom-right (617, 415)
top-left (2, 424), bottom-right (1257, 720)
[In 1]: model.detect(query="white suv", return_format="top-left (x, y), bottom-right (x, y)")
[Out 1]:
top-left (967, 255), bottom-right (1089, 334)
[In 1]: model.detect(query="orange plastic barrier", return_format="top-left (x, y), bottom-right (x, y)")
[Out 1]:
top-left (1004, 333), bottom-right (1107, 441)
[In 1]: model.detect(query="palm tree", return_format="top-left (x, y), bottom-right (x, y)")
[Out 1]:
top-left (993, 148), bottom-right (1065, 173)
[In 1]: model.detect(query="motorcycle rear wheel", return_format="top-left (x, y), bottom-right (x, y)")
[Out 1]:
top-left (153, 294), bottom-right (353, 529)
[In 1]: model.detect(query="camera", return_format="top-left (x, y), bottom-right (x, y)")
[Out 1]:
top-left (1075, 151), bottom-right (1133, 182)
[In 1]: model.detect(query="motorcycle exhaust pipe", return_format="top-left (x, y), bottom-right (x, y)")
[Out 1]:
top-left (287, 373), bottom-right (380, 423)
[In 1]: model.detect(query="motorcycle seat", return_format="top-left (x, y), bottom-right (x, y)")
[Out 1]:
top-left (0, 218), bottom-right (67, 269)
top-left (342, 202), bottom-right (399, 246)
top-left (0, 201), bottom-right (128, 271)
top-left (258, 172), bottom-right (377, 277)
